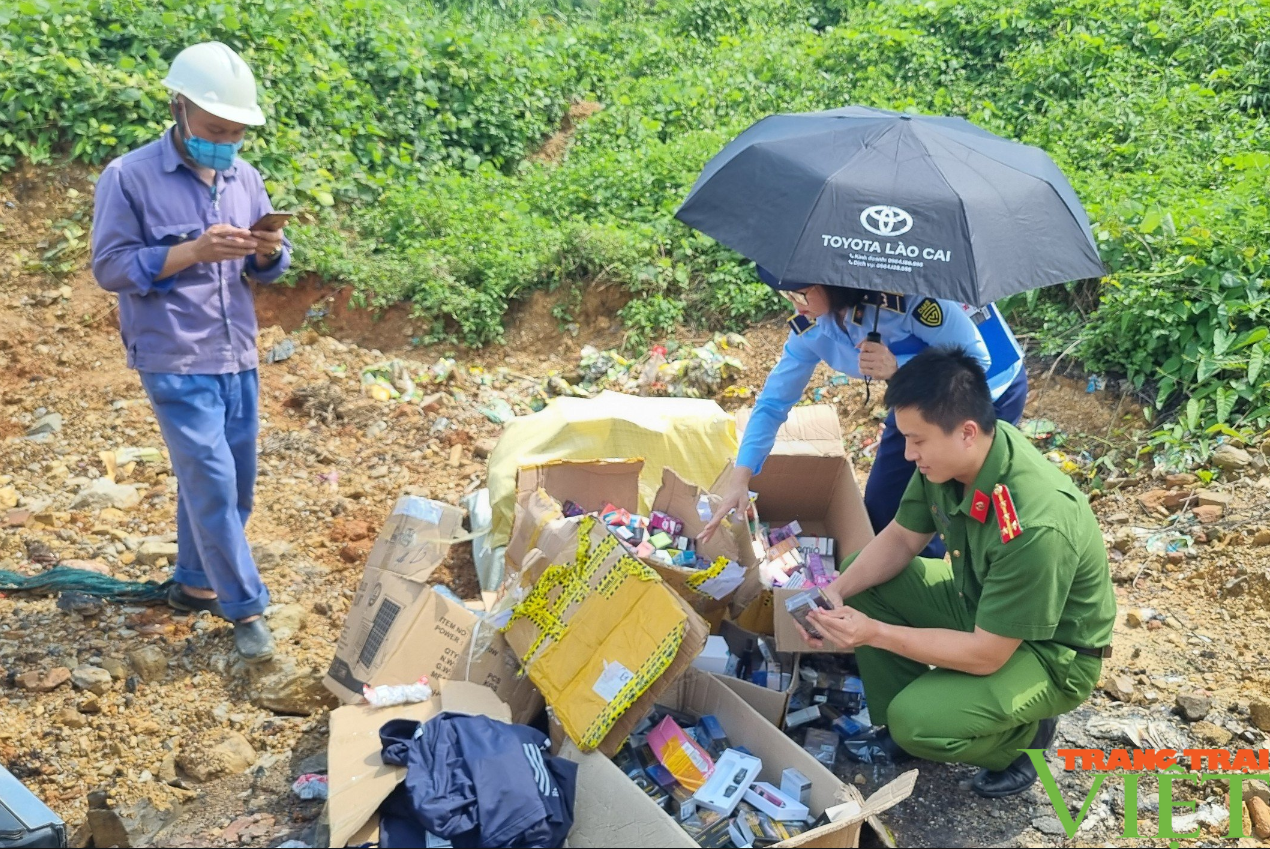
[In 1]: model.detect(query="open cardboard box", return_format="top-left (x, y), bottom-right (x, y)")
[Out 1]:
top-left (506, 458), bottom-right (757, 630)
top-left (714, 619), bottom-right (800, 728)
top-left (327, 680), bottom-right (513, 848)
top-left (324, 494), bottom-right (541, 722)
top-left (559, 667), bottom-right (915, 848)
top-left (724, 406), bottom-right (875, 654)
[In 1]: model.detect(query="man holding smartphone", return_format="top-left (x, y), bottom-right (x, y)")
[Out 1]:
top-left (91, 42), bottom-right (292, 662)
top-left (799, 347), bottom-right (1114, 798)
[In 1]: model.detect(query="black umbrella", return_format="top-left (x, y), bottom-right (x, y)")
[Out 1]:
top-left (676, 106), bottom-right (1105, 307)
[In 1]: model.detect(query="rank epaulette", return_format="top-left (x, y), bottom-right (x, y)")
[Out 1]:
top-left (788, 314), bottom-right (813, 335)
top-left (993, 484), bottom-right (1023, 543)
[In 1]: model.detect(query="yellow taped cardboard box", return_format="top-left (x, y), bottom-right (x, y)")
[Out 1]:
top-left (323, 494), bottom-right (541, 722)
top-left (559, 667), bottom-right (915, 848)
top-left (725, 406), bottom-right (875, 654)
top-left (505, 515), bottom-right (710, 756)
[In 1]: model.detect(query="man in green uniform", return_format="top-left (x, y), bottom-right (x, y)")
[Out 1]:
top-left (804, 346), bottom-right (1115, 797)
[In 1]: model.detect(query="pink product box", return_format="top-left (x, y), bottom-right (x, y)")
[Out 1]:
top-left (650, 511), bottom-right (685, 537)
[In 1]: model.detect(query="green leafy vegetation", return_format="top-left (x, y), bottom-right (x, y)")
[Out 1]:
top-left (2, 0), bottom-right (1268, 435)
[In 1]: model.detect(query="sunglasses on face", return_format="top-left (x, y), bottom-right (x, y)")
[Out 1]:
top-left (779, 289), bottom-right (811, 307)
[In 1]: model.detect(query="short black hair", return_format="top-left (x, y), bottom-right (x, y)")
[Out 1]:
top-left (884, 346), bottom-right (997, 434)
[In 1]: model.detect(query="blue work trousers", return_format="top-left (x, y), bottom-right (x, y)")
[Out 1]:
top-left (864, 369), bottom-right (1030, 559)
top-left (139, 370), bottom-right (269, 620)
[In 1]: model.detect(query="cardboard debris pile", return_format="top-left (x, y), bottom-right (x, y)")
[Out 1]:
top-left (321, 403), bottom-right (909, 848)
top-left (322, 494), bottom-right (540, 722)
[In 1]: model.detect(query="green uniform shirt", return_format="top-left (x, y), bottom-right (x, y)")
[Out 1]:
top-left (894, 421), bottom-right (1115, 655)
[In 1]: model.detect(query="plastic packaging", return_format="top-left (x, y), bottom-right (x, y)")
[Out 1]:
top-left (649, 716), bottom-right (715, 792)
top-left (291, 773), bottom-right (329, 800)
top-left (362, 676), bottom-right (433, 708)
top-left (639, 345), bottom-right (669, 394)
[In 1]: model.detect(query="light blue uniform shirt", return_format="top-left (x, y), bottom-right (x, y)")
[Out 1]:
top-left (737, 296), bottom-right (1023, 475)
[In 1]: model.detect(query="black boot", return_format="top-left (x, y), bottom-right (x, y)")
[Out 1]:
top-left (233, 618), bottom-right (276, 664)
top-left (167, 583), bottom-right (226, 620)
top-left (874, 728), bottom-right (916, 764)
top-left (970, 717), bottom-right (1058, 798)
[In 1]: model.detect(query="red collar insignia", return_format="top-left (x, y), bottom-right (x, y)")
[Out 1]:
top-left (970, 490), bottom-right (990, 523)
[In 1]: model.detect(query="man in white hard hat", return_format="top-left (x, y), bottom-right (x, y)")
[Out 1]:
top-left (91, 42), bottom-right (290, 663)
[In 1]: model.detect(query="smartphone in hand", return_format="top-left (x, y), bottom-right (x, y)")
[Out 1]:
top-left (250, 210), bottom-right (297, 232)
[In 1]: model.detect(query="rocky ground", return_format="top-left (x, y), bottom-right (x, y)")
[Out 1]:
top-left (2, 165), bottom-right (1269, 848)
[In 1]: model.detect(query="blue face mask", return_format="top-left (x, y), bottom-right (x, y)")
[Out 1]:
top-left (185, 134), bottom-right (243, 171)
top-left (177, 103), bottom-right (243, 171)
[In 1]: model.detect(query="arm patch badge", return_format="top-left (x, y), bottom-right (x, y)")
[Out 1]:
top-left (788, 314), bottom-right (813, 335)
top-left (915, 298), bottom-right (944, 327)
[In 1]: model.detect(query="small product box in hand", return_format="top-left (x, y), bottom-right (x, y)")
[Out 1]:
top-left (783, 588), bottom-right (833, 640)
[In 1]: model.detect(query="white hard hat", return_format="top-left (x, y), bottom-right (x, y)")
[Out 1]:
top-left (161, 41), bottom-right (265, 126)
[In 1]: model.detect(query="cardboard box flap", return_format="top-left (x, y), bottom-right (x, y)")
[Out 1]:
top-left (506, 489), bottom-right (575, 575)
top-left (515, 458), bottom-right (643, 511)
top-left (650, 467), bottom-right (741, 564)
top-left (560, 740), bottom-right (697, 848)
top-left (328, 681), bottom-right (510, 847)
top-left (648, 467), bottom-right (762, 615)
top-left (779, 771), bottom-right (916, 849)
top-left (736, 405), bottom-right (845, 458)
top-left (860, 769), bottom-right (917, 818)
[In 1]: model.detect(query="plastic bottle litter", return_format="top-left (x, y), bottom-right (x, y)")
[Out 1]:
top-left (1145, 532), bottom-right (1193, 557)
top-left (478, 398), bottom-right (516, 424)
top-left (639, 345), bottom-right (668, 394)
top-left (430, 358), bottom-right (456, 384)
top-left (291, 773), bottom-right (329, 801)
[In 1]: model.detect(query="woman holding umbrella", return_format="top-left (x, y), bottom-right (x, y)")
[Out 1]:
top-left (699, 268), bottom-right (1028, 556)
top-left (681, 106), bottom-right (1103, 551)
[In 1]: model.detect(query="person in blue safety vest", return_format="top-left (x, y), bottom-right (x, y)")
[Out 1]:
top-left (700, 268), bottom-right (1028, 558)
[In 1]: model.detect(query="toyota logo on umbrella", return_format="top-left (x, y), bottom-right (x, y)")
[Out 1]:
top-left (860, 205), bottom-right (913, 237)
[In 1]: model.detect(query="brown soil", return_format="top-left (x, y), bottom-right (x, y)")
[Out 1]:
top-left (529, 100), bottom-right (605, 165)
top-left (252, 273), bottom-right (420, 352)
